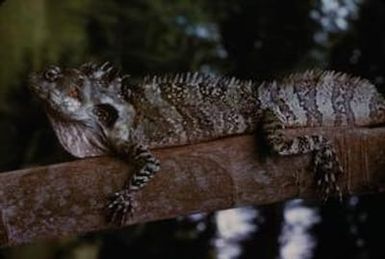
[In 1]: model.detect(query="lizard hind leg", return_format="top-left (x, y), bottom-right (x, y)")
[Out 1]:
top-left (107, 143), bottom-right (160, 225)
top-left (262, 108), bottom-right (343, 201)
top-left (314, 143), bottom-right (343, 202)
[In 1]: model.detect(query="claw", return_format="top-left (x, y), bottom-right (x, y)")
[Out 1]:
top-left (107, 190), bottom-right (135, 225)
top-left (316, 166), bottom-right (343, 203)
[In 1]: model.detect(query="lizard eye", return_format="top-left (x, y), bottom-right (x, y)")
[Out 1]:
top-left (44, 66), bottom-right (61, 82)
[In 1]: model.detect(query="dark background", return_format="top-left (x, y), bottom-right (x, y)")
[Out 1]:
top-left (0, 0), bottom-right (385, 258)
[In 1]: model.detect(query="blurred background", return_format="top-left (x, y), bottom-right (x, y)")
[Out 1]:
top-left (0, 0), bottom-right (385, 258)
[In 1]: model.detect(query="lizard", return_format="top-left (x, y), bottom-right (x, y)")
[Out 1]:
top-left (28, 62), bottom-right (385, 225)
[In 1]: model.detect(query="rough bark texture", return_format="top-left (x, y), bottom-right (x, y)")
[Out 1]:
top-left (0, 127), bottom-right (385, 246)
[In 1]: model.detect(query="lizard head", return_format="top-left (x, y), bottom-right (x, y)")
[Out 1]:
top-left (29, 65), bottom-right (90, 120)
top-left (29, 62), bottom-right (136, 157)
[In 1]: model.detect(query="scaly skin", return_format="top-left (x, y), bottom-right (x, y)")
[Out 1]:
top-left (29, 62), bottom-right (385, 225)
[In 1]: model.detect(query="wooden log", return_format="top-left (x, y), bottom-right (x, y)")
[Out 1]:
top-left (0, 127), bottom-right (385, 246)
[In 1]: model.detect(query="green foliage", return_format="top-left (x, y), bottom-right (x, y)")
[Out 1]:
top-left (0, 0), bottom-right (90, 106)
top-left (85, 0), bottom-right (224, 73)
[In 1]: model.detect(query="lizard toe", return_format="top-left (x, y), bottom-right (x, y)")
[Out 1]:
top-left (107, 190), bottom-right (135, 225)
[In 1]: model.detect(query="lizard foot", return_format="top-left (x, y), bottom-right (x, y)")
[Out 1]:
top-left (314, 145), bottom-right (343, 202)
top-left (107, 190), bottom-right (137, 225)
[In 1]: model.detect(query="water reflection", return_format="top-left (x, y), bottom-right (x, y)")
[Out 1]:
top-left (279, 200), bottom-right (320, 259)
top-left (347, 196), bottom-right (367, 251)
top-left (213, 207), bottom-right (259, 259)
top-left (311, 0), bottom-right (362, 45)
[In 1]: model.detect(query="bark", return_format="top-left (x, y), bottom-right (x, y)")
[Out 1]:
top-left (0, 127), bottom-right (384, 246)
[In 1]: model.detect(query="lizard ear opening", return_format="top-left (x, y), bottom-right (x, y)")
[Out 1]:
top-left (92, 104), bottom-right (119, 128)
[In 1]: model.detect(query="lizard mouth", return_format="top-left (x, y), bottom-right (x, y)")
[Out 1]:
top-left (28, 72), bottom-right (48, 99)
top-left (28, 72), bottom-right (63, 103)
top-left (28, 72), bottom-right (65, 115)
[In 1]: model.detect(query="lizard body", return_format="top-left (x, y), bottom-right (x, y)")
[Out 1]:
top-left (29, 63), bottom-right (385, 224)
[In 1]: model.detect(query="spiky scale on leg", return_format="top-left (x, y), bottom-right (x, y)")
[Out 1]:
top-left (107, 142), bottom-right (160, 225)
top-left (262, 108), bottom-right (343, 201)
top-left (314, 145), bottom-right (343, 201)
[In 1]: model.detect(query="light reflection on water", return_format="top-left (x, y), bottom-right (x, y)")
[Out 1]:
top-left (211, 202), bottom-right (321, 259)
top-left (311, 0), bottom-right (362, 32)
top-left (347, 196), bottom-right (367, 250)
top-left (213, 207), bottom-right (259, 259)
top-left (279, 200), bottom-right (320, 259)
top-left (309, 0), bottom-right (362, 64)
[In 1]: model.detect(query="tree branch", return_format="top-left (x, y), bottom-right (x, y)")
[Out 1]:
top-left (0, 127), bottom-right (385, 246)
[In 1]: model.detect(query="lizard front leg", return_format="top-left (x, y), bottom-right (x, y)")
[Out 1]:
top-left (262, 108), bottom-right (342, 201)
top-left (107, 142), bottom-right (160, 225)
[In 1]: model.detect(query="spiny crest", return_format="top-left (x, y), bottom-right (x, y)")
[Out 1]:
top-left (143, 72), bottom-right (245, 88)
top-left (80, 62), bottom-right (117, 80)
top-left (79, 62), bottom-right (132, 98)
top-left (82, 63), bottom-right (253, 94)
top-left (80, 62), bottom-right (130, 86)
top-left (283, 69), bottom-right (372, 87)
